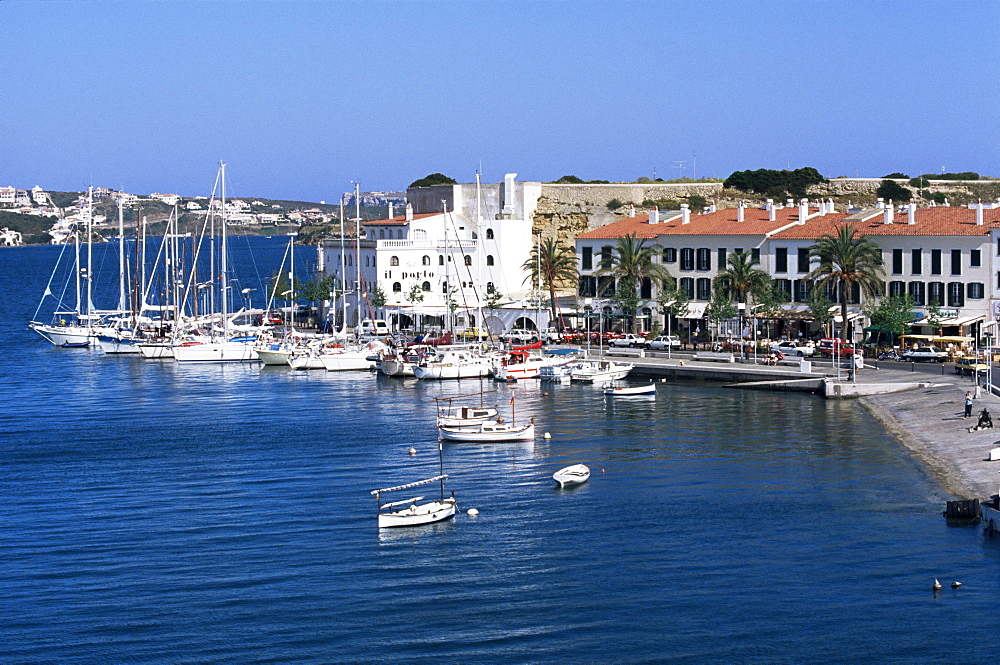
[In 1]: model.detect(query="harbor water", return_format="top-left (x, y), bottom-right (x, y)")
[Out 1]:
top-left (2, 242), bottom-right (999, 664)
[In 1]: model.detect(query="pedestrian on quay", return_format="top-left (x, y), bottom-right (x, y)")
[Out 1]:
top-left (964, 391), bottom-right (974, 419)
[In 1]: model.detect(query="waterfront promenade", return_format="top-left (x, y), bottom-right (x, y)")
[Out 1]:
top-left (606, 348), bottom-right (1000, 501)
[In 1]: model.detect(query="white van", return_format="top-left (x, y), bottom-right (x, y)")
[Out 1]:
top-left (358, 319), bottom-right (390, 337)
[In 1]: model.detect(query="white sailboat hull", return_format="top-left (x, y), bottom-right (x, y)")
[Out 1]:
top-left (320, 350), bottom-right (376, 371)
top-left (378, 498), bottom-right (457, 528)
top-left (30, 323), bottom-right (92, 347)
top-left (415, 362), bottom-right (491, 380)
top-left (173, 341), bottom-right (260, 363)
top-left (438, 422), bottom-right (535, 442)
top-left (138, 342), bottom-right (174, 359)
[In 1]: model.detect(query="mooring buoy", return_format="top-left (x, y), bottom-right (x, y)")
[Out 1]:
top-left (467, 508), bottom-right (479, 516)
top-left (933, 579), bottom-right (942, 591)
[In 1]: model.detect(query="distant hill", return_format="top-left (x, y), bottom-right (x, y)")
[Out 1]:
top-left (0, 210), bottom-right (57, 244)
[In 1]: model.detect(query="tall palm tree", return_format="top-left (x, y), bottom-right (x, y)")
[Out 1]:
top-left (807, 223), bottom-right (885, 340)
top-left (596, 233), bottom-right (669, 332)
top-left (713, 250), bottom-right (772, 305)
top-left (521, 236), bottom-right (579, 331)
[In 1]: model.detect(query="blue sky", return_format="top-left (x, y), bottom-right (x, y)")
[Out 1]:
top-left (3, 1), bottom-right (998, 201)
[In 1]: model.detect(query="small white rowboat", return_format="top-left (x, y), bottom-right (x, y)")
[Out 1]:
top-left (553, 464), bottom-right (590, 487)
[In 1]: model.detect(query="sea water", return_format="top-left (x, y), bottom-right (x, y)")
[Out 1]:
top-left (2, 242), bottom-right (999, 664)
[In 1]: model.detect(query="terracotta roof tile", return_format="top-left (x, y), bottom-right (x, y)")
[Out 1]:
top-left (772, 206), bottom-right (1000, 239)
top-left (362, 212), bottom-right (440, 226)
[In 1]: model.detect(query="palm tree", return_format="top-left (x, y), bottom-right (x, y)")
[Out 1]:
top-left (595, 233), bottom-right (669, 332)
top-left (807, 223), bottom-right (885, 341)
top-left (713, 250), bottom-right (773, 305)
top-left (522, 236), bottom-right (579, 331)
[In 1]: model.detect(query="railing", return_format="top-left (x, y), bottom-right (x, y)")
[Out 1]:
top-left (378, 239), bottom-right (477, 250)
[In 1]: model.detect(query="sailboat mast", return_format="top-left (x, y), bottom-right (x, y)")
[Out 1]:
top-left (354, 183), bottom-right (361, 333)
top-left (118, 197), bottom-right (125, 312)
top-left (476, 173), bottom-right (483, 343)
top-left (289, 234), bottom-right (295, 328)
top-left (220, 161), bottom-right (228, 335)
top-left (85, 187), bottom-right (93, 319)
top-left (340, 196), bottom-right (346, 331)
top-left (442, 199), bottom-right (449, 335)
top-left (74, 226), bottom-right (81, 317)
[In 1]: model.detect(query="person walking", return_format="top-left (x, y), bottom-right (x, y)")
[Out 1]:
top-left (964, 391), bottom-right (973, 419)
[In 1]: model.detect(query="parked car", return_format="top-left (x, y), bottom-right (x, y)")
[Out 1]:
top-left (901, 346), bottom-right (947, 362)
top-left (500, 329), bottom-right (539, 345)
top-left (456, 327), bottom-right (491, 340)
top-left (816, 338), bottom-right (857, 357)
top-left (955, 356), bottom-right (989, 375)
top-left (770, 340), bottom-right (815, 357)
top-left (609, 333), bottom-right (646, 348)
top-left (645, 335), bottom-right (681, 350)
top-left (358, 319), bottom-right (390, 337)
top-left (539, 327), bottom-right (564, 344)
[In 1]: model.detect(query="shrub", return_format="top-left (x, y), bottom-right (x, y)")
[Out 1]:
top-left (607, 198), bottom-right (624, 211)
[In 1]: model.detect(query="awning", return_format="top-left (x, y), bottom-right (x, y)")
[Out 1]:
top-left (678, 302), bottom-right (708, 319)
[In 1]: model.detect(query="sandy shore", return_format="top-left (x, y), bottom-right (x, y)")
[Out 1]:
top-left (860, 372), bottom-right (1000, 500)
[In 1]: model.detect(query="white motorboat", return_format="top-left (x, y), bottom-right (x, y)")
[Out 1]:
top-left (603, 382), bottom-right (656, 396)
top-left (553, 464), bottom-right (590, 487)
top-left (414, 348), bottom-right (491, 380)
top-left (371, 475), bottom-right (456, 528)
top-left (570, 359), bottom-right (633, 383)
top-left (438, 420), bottom-right (535, 442)
top-left (492, 349), bottom-right (559, 381)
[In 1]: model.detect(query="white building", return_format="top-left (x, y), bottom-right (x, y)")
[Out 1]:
top-left (149, 193), bottom-right (180, 205)
top-left (0, 186), bottom-right (15, 206)
top-left (0, 227), bottom-right (23, 246)
top-left (319, 174), bottom-right (537, 332)
top-left (31, 186), bottom-right (49, 205)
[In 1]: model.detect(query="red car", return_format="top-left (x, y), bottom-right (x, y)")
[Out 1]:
top-left (816, 338), bottom-right (857, 357)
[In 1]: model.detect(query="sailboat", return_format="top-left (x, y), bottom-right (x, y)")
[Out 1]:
top-left (437, 394), bottom-right (535, 442)
top-left (173, 162), bottom-right (260, 363)
top-left (370, 443), bottom-right (456, 528)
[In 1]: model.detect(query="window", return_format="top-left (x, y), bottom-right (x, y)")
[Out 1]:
top-left (951, 249), bottom-right (962, 275)
top-left (971, 249), bottom-right (981, 268)
top-left (379, 229), bottom-right (385, 239)
top-left (421, 281), bottom-right (431, 291)
top-left (928, 281), bottom-right (944, 306)
top-left (931, 249), bottom-right (941, 275)
top-left (641, 278), bottom-right (652, 299)
top-left (696, 278), bottom-right (711, 300)
top-left (797, 248), bottom-right (810, 273)
top-left (486, 255), bottom-right (494, 266)
top-left (680, 277), bottom-right (695, 300)
top-left (717, 248), bottom-right (727, 270)
top-left (680, 248), bottom-right (695, 271)
top-left (486, 282), bottom-right (495, 293)
top-left (422, 255), bottom-right (430, 266)
top-left (582, 246), bottom-right (593, 270)
top-left (775, 247), bottom-right (788, 273)
top-left (889, 281), bottom-right (905, 297)
top-left (464, 255), bottom-right (472, 266)
top-left (908, 281), bottom-right (925, 306)
top-left (438, 255), bottom-right (444, 266)
top-left (775, 279), bottom-right (792, 301)
top-left (442, 282), bottom-right (449, 293)
top-left (579, 275), bottom-right (597, 297)
top-left (892, 249), bottom-right (903, 275)
top-left (601, 246), bottom-right (612, 268)
top-left (948, 282), bottom-right (965, 308)
top-left (397, 230), bottom-right (403, 239)
top-left (663, 247), bottom-right (677, 263)
top-left (390, 255), bottom-right (399, 266)
top-left (751, 248), bottom-right (760, 263)
top-left (912, 249), bottom-right (922, 275)
top-left (968, 282), bottom-right (985, 299)
top-left (696, 248), bottom-right (711, 271)
top-left (599, 277), bottom-right (615, 297)
top-left (414, 229), bottom-right (427, 240)
top-left (486, 229), bottom-right (494, 239)
top-left (794, 279), bottom-right (811, 303)
top-left (392, 282), bottom-right (402, 292)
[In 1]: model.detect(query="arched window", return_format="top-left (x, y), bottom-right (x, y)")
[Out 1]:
top-left (390, 256), bottom-right (399, 266)
top-left (414, 229), bottom-right (427, 240)
top-left (379, 229), bottom-right (385, 239)
top-left (464, 255), bottom-right (472, 266)
top-left (486, 281), bottom-right (495, 293)
top-left (392, 282), bottom-right (402, 292)
top-left (422, 255), bottom-right (430, 266)
top-left (486, 255), bottom-right (494, 266)
top-left (438, 255), bottom-right (444, 266)
top-left (422, 281), bottom-right (431, 291)
top-left (442, 282), bottom-right (449, 293)
top-left (486, 228), bottom-right (494, 239)
top-left (396, 230), bottom-right (403, 239)
top-left (348, 255), bottom-right (353, 267)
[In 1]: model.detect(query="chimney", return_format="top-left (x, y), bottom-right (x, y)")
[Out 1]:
top-left (707, 204), bottom-right (717, 213)
top-left (907, 202), bottom-right (916, 224)
top-left (405, 203), bottom-right (413, 221)
top-left (798, 198), bottom-right (808, 224)
top-left (388, 203), bottom-right (394, 219)
top-left (649, 208), bottom-right (659, 225)
top-left (883, 204), bottom-right (894, 224)
top-left (876, 198), bottom-right (885, 209)
top-left (768, 204), bottom-right (776, 222)
top-left (628, 205), bottom-right (635, 217)
top-left (976, 202), bottom-right (984, 225)
top-left (737, 202), bottom-right (745, 223)
top-left (680, 203), bottom-right (690, 224)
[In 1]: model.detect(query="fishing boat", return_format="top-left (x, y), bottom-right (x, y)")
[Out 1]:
top-left (492, 346), bottom-right (560, 381)
top-left (553, 464), bottom-right (590, 487)
top-left (434, 391), bottom-right (499, 426)
top-left (370, 443), bottom-right (456, 528)
top-left (603, 382), bottom-right (656, 396)
top-left (438, 419), bottom-right (535, 442)
top-left (570, 359), bottom-right (633, 383)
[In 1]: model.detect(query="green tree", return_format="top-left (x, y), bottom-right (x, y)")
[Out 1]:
top-left (713, 250), bottom-right (772, 305)
top-left (807, 223), bottom-right (885, 341)
top-left (876, 179), bottom-right (912, 202)
top-left (606, 198), bottom-right (624, 211)
top-left (863, 293), bottom-right (915, 345)
top-left (705, 290), bottom-right (738, 340)
top-left (521, 236), bottom-right (579, 331)
top-left (553, 175), bottom-right (584, 184)
top-left (484, 283), bottom-right (505, 312)
top-left (369, 284), bottom-right (387, 310)
top-left (687, 194), bottom-right (708, 210)
top-left (299, 275), bottom-right (334, 303)
top-left (596, 233), bottom-right (669, 332)
top-left (409, 173), bottom-right (457, 188)
top-left (807, 287), bottom-right (835, 337)
top-left (883, 172), bottom-right (909, 179)
top-left (656, 274), bottom-right (689, 336)
top-left (723, 167), bottom-right (825, 197)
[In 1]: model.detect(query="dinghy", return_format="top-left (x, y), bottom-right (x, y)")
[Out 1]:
top-left (553, 464), bottom-right (590, 487)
